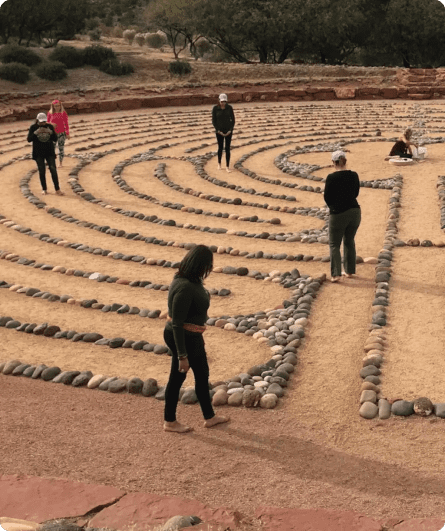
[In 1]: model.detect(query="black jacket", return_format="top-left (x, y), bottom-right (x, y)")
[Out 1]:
top-left (27, 122), bottom-right (57, 159)
top-left (212, 104), bottom-right (235, 134)
top-left (324, 170), bottom-right (360, 214)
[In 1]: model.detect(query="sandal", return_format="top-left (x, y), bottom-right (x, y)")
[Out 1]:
top-left (42, 190), bottom-right (47, 195)
top-left (330, 276), bottom-right (340, 283)
top-left (55, 190), bottom-right (65, 196)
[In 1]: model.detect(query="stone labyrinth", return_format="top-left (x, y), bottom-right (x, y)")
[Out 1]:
top-left (0, 100), bottom-right (444, 419)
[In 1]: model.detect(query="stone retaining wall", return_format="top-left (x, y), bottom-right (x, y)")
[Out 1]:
top-left (1, 85), bottom-right (442, 123)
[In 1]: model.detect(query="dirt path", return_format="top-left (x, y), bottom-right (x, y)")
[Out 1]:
top-left (1, 100), bottom-right (445, 524)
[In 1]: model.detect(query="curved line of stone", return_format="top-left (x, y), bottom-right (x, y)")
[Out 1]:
top-left (0, 313), bottom-right (169, 354)
top-left (0, 249), bottom-right (232, 297)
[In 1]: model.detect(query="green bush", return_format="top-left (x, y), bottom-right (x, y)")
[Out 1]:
top-left (145, 33), bottom-right (166, 49)
top-left (168, 60), bottom-right (192, 76)
top-left (82, 44), bottom-right (116, 66)
top-left (49, 46), bottom-right (84, 68)
top-left (88, 28), bottom-right (102, 41)
top-left (35, 61), bottom-right (67, 81)
top-left (0, 62), bottom-right (30, 84)
top-left (0, 45), bottom-right (42, 66)
top-left (99, 58), bottom-right (134, 76)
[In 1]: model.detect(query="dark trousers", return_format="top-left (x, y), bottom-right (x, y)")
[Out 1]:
top-left (392, 151), bottom-right (412, 159)
top-left (216, 132), bottom-right (232, 166)
top-left (35, 155), bottom-right (60, 191)
top-left (328, 208), bottom-right (361, 277)
top-left (164, 327), bottom-right (215, 422)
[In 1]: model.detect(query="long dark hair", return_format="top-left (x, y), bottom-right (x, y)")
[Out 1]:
top-left (175, 245), bottom-right (213, 283)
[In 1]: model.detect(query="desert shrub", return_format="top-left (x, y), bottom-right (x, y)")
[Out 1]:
top-left (99, 58), bottom-right (134, 76)
top-left (88, 28), bottom-right (102, 41)
top-left (82, 45), bottom-right (116, 66)
top-left (168, 60), bottom-right (192, 76)
top-left (123, 29), bottom-right (136, 45)
top-left (145, 33), bottom-right (167, 49)
top-left (35, 61), bottom-right (67, 81)
top-left (113, 26), bottom-right (124, 38)
top-left (0, 45), bottom-right (42, 66)
top-left (134, 33), bottom-right (145, 46)
top-left (193, 39), bottom-right (213, 59)
top-left (0, 62), bottom-right (30, 84)
top-left (49, 46), bottom-right (84, 68)
top-left (204, 47), bottom-right (237, 63)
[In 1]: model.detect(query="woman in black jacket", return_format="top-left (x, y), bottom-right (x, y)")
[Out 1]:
top-left (164, 245), bottom-right (229, 433)
top-left (27, 113), bottom-right (64, 195)
top-left (324, 151), bottom-right (361, 283)
top-left (212, 93), bottom-right (235, 172)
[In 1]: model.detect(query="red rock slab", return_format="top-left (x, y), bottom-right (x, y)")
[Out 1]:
top-left (0, 475), bottom-right (124, 523)
top-left (255, 507), bottom-right (384, 531)
top-left (88, 492), bottom-right (241, 531)
top-left (392, 518), bottom-right (445, 531)
top-left (335, 88), bottom-right (356, 99)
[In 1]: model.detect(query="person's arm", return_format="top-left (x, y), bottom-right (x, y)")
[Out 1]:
top-left (27, 125), bottom-right (35, 143)
top-left (170, 283), bottom-right (194, 358)
top-left (230, 105), bottom-right (235, 130)
top-left (323, 174), bottom-right (333, 206)
top-left (353, 172), bottom-right (360, 198)
top-left (212, 106), bottom-right (218, 132)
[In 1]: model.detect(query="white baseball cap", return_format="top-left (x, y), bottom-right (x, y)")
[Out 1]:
top-left (332, 150), bottom-right (346, 162)
top-left (219, 93), bottom-right (228, 102)
top-left (37, 113), bottom-right (47, 122)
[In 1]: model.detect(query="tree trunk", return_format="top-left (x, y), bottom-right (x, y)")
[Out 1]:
top-left (258, 47), bottom-right (268, 63)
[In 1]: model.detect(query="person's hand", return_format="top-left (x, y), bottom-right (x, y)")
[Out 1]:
top-left (178, 358), bottom-right (189, 374)
top-left (66, 134), bottom-right (70, 140)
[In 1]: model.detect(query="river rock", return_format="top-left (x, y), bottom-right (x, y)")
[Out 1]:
top-left (41, 366), bottom-right (61, 381)
top-left (87, 375), bottom-right (107, 389)
top-left (392, 400), bottom-right (414, 416)
top-left (267, 383), bottom-right (285, 397)
top-left (181, 388), bottom-right (198, 404)
top-left (142, 378), bottom-right (159, 397)
top-left (127, 377), bottom-right (144, 394)
top-left (413, 397), bottom-right (433, 416)
top-left (228, 391), bottom-right (243, 406)
top-left (360, 390), bottom-right (377, 404)
top-left (72, 371), bottom-right (93, 387)
top-left (359, 402), bottom-right (378, 419)
top-left (242, 389), bottom-right (261, 407)
top-left (212, 389), bottom-right (229, 406)
top-left (2, 359), bottom-right (22, 375)
top-left (378, 399), bottom-right (391, 419)
top-left (98, 376), bottom-right (118, 391)
top-left (108, 378), bottom-right (128, 393)
top-left (260, 393), bottom-right (278, 409)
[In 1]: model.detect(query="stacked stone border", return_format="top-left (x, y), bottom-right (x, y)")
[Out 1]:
top-left (0, 86), bottom-right (437, 124)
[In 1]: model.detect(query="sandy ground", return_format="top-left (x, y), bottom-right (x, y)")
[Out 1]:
top-left (1, 99), bottom-right (445, 523)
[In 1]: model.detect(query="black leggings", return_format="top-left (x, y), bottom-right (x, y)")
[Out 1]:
top-left (35, 155), bottom-right (60, 191)
top-left (164, 327), bottom-right (215, 422)
top-left (216, 132), bottom-right (232, 166)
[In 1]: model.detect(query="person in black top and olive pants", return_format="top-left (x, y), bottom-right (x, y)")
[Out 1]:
top-left (212, 93), bottom-right (235, 172)
top-left (324, 150), bottom-right (361, 283)
top-left (164, 245), bottom-right (229, 433)
top-left (27, 112), bottom-right (64, 196)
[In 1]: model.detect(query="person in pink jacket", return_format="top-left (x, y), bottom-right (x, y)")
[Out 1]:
top-left (47, 100), bottom-right (70, 167)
